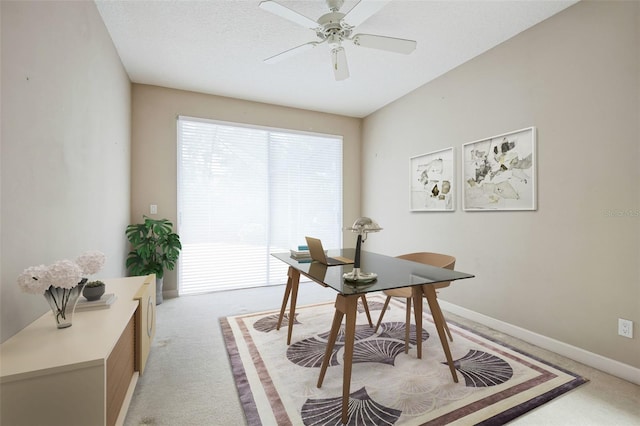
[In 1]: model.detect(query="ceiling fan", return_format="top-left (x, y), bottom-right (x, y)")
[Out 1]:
top-left (259, 0), bottom-right (417, 81)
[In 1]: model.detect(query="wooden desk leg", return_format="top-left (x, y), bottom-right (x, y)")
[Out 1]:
top-left (404, 297), bottom-right (412, 354)
top-left (276, 268), bottom-right (293, 331)
top-left (316, 294), bottom-right (358, 425)
top-left (276, 267), bottom-right (301, 345)
top-left (411, 287), bottom-right (423, 359)
top-left (423, 285), bottom-right (458, 383)
top-left (286, 269), bottom-right (301, 345)
top-left (341, 295), bottom-right (358, 425)
top-left (317, 305), bottom-right (344, 388)
top-left (359, 295), bottom-right (373, 327)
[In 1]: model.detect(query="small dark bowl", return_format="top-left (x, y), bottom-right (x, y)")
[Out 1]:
top-left (83, 283), bottom-right (105, 301)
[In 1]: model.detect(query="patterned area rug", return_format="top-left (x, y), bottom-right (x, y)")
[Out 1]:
top-left (221, 296), bottom-right (587, 425)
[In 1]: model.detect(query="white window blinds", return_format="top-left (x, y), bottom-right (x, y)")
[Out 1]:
top-left (177, 116), bottom-right (343, 294)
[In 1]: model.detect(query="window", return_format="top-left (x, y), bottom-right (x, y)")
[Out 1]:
top-left (177, 116), bottom-right (343, 294)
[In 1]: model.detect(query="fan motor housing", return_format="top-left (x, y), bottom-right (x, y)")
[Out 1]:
top-left (316, 12), bottom-right (352, 44)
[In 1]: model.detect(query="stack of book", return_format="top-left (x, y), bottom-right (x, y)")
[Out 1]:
top-left (290, 245), bottom-right (312, 262)
top-left (75, 293), bottom-right (117, 311)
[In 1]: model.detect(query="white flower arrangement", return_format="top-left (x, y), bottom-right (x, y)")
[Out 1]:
top-left (17, 251), bottom-right (107, 295)
top-left (17, 251), bottom-right (107, 327)
top-left (76, 250), bottom-right (107, 276)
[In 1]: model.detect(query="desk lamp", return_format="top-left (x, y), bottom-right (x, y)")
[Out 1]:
top-left (343, 217), bottom-right (382, 283)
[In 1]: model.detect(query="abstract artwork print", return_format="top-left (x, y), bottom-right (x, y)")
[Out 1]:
top-left (462, 127), bottom-right (536, 211)
top-left (411, 147), bottom-right (455, 211)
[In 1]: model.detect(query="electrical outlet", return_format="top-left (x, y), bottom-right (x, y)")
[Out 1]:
top-left (150, 204), bottom-right (158, 215)
top-left (618, 318), bottom-right (633, 338)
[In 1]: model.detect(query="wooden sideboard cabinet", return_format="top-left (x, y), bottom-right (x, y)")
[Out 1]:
top-left (0, 275), bottom-right (156, 426)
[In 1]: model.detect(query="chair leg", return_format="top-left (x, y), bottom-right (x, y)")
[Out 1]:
top-left (405, 297), bottom-right (412, 354)
top-left (360, 295), bottom-right (373, 327)
top-left (374, 296), bottom-right (391, 332)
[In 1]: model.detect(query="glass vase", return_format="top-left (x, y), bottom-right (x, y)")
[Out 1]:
top-left (43, 279), bottom-right (86, 329)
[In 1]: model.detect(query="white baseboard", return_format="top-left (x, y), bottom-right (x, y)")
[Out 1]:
top-left (162, 289), bottom-right (179, 299)
top-left (439, 300), bottom-right (640, 386)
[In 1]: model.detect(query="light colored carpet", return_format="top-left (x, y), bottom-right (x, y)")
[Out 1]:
top-left (124, 283), bottom-right (640, 425)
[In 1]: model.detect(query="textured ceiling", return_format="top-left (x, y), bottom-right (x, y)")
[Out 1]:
top-left (95, 0), bottom-right (577, 118)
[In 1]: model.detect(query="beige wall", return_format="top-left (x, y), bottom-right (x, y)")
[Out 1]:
top-left (131, 84), bottom-right (362, 295)
top-left (362, 0), bottom-right (639, 369)
top-left (1, 0), bottom-right (131, 342)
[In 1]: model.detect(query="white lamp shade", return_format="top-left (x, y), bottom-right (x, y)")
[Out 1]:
top-left (347, 217), bottom-right (382, 233)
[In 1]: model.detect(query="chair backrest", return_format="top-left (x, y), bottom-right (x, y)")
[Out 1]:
top-left (396, 252), bottom-right (456, 290)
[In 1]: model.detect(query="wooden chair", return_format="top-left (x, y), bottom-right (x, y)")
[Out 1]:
top-left (374, 252), bottom-right (456, 353)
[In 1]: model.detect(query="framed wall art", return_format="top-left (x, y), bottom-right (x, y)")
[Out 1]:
top-left (410, 147), bottom-right (455, 212)
top-left (462, 127), bottom-right (536, 211)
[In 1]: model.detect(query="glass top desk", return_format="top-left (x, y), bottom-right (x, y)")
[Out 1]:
top-left (272, 249), bottom-right (475, 425)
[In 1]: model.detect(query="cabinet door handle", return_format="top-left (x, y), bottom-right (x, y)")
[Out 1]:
top-left (147, 296), bottom-right (154, 338)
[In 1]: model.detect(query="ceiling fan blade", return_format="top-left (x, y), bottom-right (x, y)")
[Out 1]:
top-left (352, 33), bottom-right (417, 54)
top-left (342, 0), bottom-right (391, 28)
top-left (259, 0), bottom-right (319, 29)
top-left (331, 47), bottom-right (349, 81)
top-left (264, 41), bottom-right (320, 64)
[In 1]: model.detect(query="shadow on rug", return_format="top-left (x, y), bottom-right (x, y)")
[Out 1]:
top-left (221, 296), bottom-right (587, 425)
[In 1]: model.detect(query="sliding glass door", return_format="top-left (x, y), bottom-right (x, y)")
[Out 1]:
top-left (177, 116), bottom-right (343, 294)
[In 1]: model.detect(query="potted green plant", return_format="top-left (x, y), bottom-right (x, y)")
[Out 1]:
top-left (125, 216), bottom-right (182, 304)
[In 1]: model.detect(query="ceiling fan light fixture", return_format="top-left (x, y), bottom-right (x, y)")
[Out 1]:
top-left (260, 0), bottom-right (416, 81)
